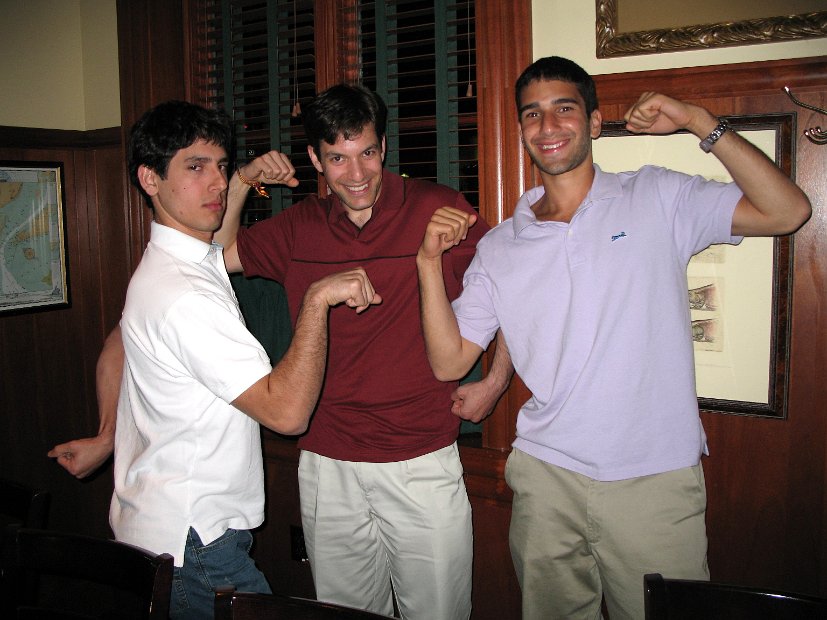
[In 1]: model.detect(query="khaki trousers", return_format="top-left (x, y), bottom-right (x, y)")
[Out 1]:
top-left (299, 444), bottom-right (473, 620)
top-left (506, 448), bottom-right (709, 620)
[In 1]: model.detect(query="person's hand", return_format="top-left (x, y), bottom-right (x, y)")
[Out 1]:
top-left (451, 380), bottom-right (502, 423)
top-left (419, 207), bottom-right (477, 262)
top-left (306, 267), bottom-right (383, 314)
top-left (623, 92), bottom-right (715, 137)
top-left (239, 150), bottom-right (299, 188)
top-left (47, 434), bottom-right (114, 479)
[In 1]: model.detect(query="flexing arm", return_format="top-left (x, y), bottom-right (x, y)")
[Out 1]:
top-left (624, 92), bottom-right (811, 237)
top-left (216, 150), bottom-right (298, 273)
top-left (231, 268), bottom-right (382, 434)
top-left (416, 207), bottom-right (485, 381)
top-left (48, 326), bottom-right (122, 478)
top-left (450, 331), bottom-right (514, 423)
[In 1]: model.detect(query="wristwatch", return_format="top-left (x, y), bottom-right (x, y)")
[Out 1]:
top-left (699, 118), bottom-right (729, 153)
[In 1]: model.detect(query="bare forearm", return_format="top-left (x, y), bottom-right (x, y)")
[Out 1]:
top-left (214, 172), bottom-right (248, 249)
top-left (680, 105), bottom-right (810, 236)
top-left (708, 128), bottom-right (811, 236)
top-left (625, 94), bottom-right (811, 236)
top-left (94, 325), bottom-right (123, 443)
top-left (233, 266), bottom-right (379, 432)
top-left (484, 330), bottom-right (514, 393)
top-left (263, 291), bottom-right (329, 432)
top-left (416, 254), bottom-right (480, 380)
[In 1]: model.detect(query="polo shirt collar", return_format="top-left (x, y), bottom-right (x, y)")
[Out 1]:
top-left (512, 164), bottom-right (623, 237)
top-left (327, 170), bottom-right (404, 225)
top-left (149, 221), bottom-right (217, 264)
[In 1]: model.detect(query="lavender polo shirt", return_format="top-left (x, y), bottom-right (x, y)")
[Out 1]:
top-left (453, 165), bottom-right (743, 481)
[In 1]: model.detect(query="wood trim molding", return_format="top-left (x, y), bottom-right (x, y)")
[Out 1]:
top-left (0, 126), bottom-right (121, 150)
top-left (593, 55), bottom-right (827, 106)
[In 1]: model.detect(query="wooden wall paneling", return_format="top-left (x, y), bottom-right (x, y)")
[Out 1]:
top-left (0, 132), bottom-right (125, 539)
top-left (475, 0), bottom-right (533, 455)
top-left (460, 444), bottom-right (521, 619)
top-left (117, 0), bottom-right (188, 272)
top-left (253, 437), bottom-right (316, 599)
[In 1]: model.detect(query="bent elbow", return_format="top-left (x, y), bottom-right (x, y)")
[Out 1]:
top-left (431, 363), bottom-right (467, 382)
top-left (280, 419), bottom-right (309, 436)
top-left (266, 417), bottom-right (308, 436)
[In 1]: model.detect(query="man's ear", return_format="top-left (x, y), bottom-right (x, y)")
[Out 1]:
top-left (380, 136), bottom-right (387, 163)
top-left (589, 109), bottom-right (603, 140)
top-left (138, 164), bottom-right (160, 197)
top-left (307, 145), bottom-right (324, 174)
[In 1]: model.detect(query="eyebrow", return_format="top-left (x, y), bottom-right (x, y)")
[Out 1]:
top-left (518, 97), bottom-right (580, 115)
top-left (324, 143), bottom-right (380, 157)
top-left (183, 155), bottom-right (229, 165)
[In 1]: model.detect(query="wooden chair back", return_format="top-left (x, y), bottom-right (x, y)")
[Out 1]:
top-left (644, 572), bottom-right (827, 620)
top-left (3, 528), bottom-right (173, 619)
top-left (214, 588), bottom-right (393, 619)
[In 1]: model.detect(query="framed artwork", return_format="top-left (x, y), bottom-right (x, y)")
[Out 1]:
top-left (0, 161), bottom-right (69, 313)
top-left (593, 114), bottom-right (795, 417)
top-left (596, 0), bottom-right (827, 58)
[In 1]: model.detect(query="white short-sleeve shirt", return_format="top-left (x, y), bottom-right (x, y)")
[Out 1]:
top-left (110, 222), bottom-right (273, 566)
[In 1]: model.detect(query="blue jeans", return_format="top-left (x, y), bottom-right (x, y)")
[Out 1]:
top-left (170, 528), bottom-right (271, 619)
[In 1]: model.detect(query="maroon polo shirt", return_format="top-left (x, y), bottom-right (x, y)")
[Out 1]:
top-left (236, 171), bottom-right (488, 462)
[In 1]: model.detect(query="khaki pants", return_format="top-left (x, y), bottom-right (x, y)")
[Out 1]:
top-left (299, 444), bottom-right (473, 620)
top-left (506, 448), bottom-right (709, 620)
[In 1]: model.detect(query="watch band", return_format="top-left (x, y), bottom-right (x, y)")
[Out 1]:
top-left (699, 118), bottom-right (729, 153)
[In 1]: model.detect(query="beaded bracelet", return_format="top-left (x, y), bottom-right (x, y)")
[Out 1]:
top-left (236, 169), bottom-right (270, 198)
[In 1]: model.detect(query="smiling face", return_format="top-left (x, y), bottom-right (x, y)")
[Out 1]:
top-left (138, 139), bottom-right (229, 243)
top-left (518, 79), bottom-right (602, 179)
top-left (308, 124), bottom-right (386, 227)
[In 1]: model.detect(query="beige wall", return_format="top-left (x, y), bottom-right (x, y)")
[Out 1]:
top-left (0, 0), bottom-right (119, 130)
top-left (533, 0), bottom-right (827, 75)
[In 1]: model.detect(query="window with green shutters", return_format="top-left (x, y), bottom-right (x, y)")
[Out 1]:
top-left (193, 0), bottom-right (477, 224)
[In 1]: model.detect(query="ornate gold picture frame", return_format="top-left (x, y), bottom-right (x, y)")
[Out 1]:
top-left (596, 0), bottom-right (827, 58)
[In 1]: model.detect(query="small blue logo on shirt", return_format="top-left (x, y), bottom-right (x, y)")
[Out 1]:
top-left (611, 231), bottom-right (627, 242)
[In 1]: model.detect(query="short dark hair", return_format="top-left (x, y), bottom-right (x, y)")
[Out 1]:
top-left (515, 56), bottom-right (598, 117)
top-left (302, 84), bottom-right (387, 154)
top-left (127, 100), bottom-right (234, 203)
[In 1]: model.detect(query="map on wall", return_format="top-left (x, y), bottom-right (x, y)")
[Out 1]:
top-left (0, 162), bottom-right (68, 313)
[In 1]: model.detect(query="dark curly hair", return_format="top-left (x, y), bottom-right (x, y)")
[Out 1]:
top-left (127, 100), bottom-right (234, 204)
top-left (302, 84), bottom-right (387, 155)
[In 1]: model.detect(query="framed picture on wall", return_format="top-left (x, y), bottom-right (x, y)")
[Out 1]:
top-left (0, 161), bottom-right (69, 314)
top-left (593, 114), bottom-right (795, 418)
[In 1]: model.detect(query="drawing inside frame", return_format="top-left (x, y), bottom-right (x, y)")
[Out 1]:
top-left (593, 115), bottom-right (794, 418)
top-left (596, 0), bottom-right (827, 58)
top-left (0, 161), bottom-right (69, 313)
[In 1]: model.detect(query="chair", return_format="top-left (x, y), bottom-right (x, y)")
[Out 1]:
top-left (214, 589), bottom-right (393, 619)
top-left (3, 528), bottom-right (173, 619)
top-left (644, 572), bottom-right (827, 620)
top-left (0, 479), bottom-right (51, 617)
top-left (0, 478), bottom-right (50, 529)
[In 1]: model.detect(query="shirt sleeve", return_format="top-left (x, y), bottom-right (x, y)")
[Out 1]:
top-left (651, 167), bottom-right (744, 260)
top-left (161, 291), bottom-right (273, 404)
top-left (236, 210), bottom-right (294, 282)
top-left (451, 241), bottom-right (500, 351)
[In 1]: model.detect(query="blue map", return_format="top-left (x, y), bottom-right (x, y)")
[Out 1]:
top-left (0, 167), bottom-right (67, 311)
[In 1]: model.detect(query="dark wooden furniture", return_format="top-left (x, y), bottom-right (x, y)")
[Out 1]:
top-left (2, 528), bottom-right (173, 619)
top-left (0, 479), bottom-right (50, 530)
top-left (214, 589), bottom-right (393, 619)
top-left (644, 573), bottom-right (827, 620)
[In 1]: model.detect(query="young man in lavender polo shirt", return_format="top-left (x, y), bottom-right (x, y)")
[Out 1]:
top-left (416, 56), bottom-right (811, 619)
